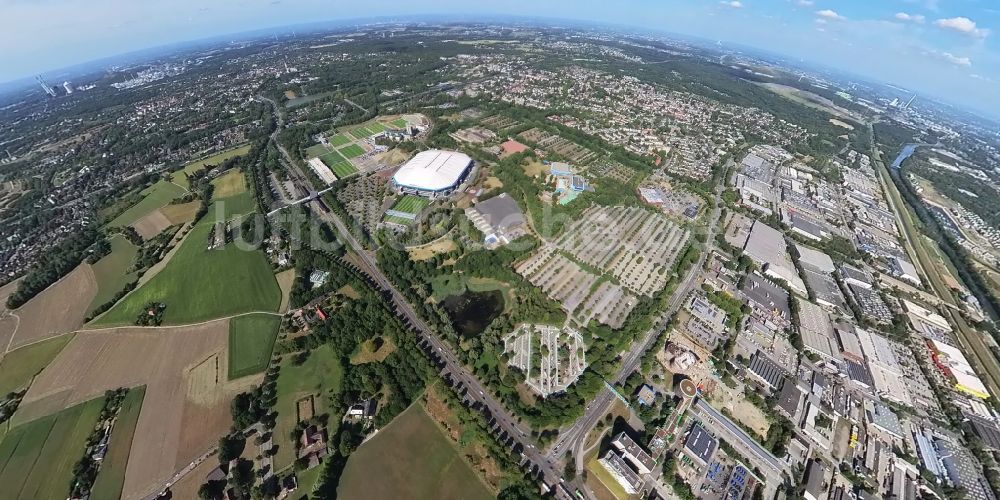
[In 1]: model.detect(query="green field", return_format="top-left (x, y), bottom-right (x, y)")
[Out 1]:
top-left (368, 122), bottom-right (387, 133)
top-left (327, 134), bottom-right (352, 147)
top-left (337, 403), bottom-right (493, 500)
top-left (349, 127), bottom-right (372, 139)
top-left (91, 202), bottom-right (280, 326)
top-left (305, 144), bottom-right (331, 158)
top-left (106, 180), bottom-right (186, 228)
top-left (210, 191), bottom-right (256, 222)
top-left (90, 386), bottom-right (146, 500)
top-left (319, 150), bottom-right (347, 167)
top-left (273, 344), bottom-right (343, 470)
top-left (0, 396), bottom-right (106, 500)
top-left (228, 313), bottom-right (282, 379)
top-left (173, 145), bottom-right (252, 190)
top-left (390, 118), bottom-right (408, 128)
top-left (0, 335), bottom-right (74, 395)
top-left (338, 144), bottom-right (366, 159)
top-left (88, 235), bottom-right (139, 314)
top-left (329, 161), bottom-right (358, 177)
top-left (391, 195), bottom-right (430, 215)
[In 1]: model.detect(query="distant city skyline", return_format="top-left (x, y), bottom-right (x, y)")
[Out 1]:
top-left (1, 0), bottom-right (998, 117)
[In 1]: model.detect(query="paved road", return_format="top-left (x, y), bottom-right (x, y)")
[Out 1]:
top-left (548, 181), bottom-right (724, 496)
top-left (259, 97), bottom-right (564, 488)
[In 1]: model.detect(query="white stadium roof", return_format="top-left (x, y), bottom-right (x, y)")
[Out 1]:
top-left (393, 150), bottom-right (472, 192)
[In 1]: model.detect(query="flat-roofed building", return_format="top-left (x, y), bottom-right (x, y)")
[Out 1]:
top-left (747, 350), bottom-right (789, 392)
top-left (683, 423), bottom-right (718, 466)
top-left (464, 193), bottom-right (527, 248)
top-left (598, 450), bottom-right (643, 495)
top-left (742, 221), bottom-right (807, 296)
top-left (611, 432), bottom-right (656, 474)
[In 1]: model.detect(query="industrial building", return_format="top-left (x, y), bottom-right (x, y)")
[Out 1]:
top-left (391, 149), bottom-right (473, 198)
top-left (464, 193), bottom-right (527, 248)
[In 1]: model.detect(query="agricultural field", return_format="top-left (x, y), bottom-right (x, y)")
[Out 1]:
top-left (91, 208), bottom-right (280, 326)
top-left (159, 200), bottom-right (201, 225)
top-left (0, 396), bottom-right (106, 500)
top-left (273, 344), bottom-right (343, 471)
top-left (172, 144), bottom-right (252, 190)
top-left (5, 264), bottom-right (96, 350)
top-left (275, 269), bottom-right (296, 313)
top-left (0, 334), bottom-right (74, 395)
top-left (87, 235), bottom-right (139, 314)
top-left (227, 313), bottom-right (282, 379)
top-left (15, 321), bottom-right (259, 499)
top-left (339, 144), bottom-right (366, 158)
top-left (131, 209), bottom-right (173, 239)
top-left (210, 169), bottom-right (247, 198)
top-left (90, 386), bottom-right (146, 500)
top-left (212, 191), bottom-right (256, 221)
top-left (106, 180), bottom-right (186, 228)
top-left (337, 403), bottom-right (493, 500)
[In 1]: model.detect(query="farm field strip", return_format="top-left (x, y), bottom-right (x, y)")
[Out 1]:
top-left (88, 235), bottom-right (139, 314)
top-left (173, 144), bottom-right (252, 190)
top-left (227, 313), bottom-right (281, 379)
top-left (0, 396), bottom-right (106, 500)
top-left (107, 180), bottom-right (186, 228)
top-left (90, 386), bottom-right (146, 500)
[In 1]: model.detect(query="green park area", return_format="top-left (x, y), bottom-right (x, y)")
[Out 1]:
top-left (90, 386), bottom-right (146, 500)
top-left (173, 144), bottom-right (252, 190)
top-left (228, 313), bottom-right (282, 379)
top-left (338, 144), bottom-right (366, 159)
top-left (0, 335), bottom-right (74, 396)
top-left (273, 344), bottom-right (343, 471)
top-left (88, 235), bottom-right (139, 314)
top-left (0, 397), bottom-right (106, 500)
top-left (92, 201), bottom-right (280, 326)
top-left (106, 180), bottom-right (185, 228)
top-left (337, 403), bottom-right (493, 500)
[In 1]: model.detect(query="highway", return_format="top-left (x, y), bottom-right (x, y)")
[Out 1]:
top-left (547, 180), bottom-right (724, 496)
top-left (259, 97), bottom-right (565, 488)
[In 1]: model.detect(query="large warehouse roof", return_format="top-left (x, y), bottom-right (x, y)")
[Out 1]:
top-left (393, 150), bottom-right (472, 192)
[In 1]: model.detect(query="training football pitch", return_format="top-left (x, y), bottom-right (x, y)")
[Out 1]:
top-left (339, 144), bottom-right (366, 158)
top-left (327, 134), bottom-right (351, 147)
top-left (391, 195), bottom-right (429, 215)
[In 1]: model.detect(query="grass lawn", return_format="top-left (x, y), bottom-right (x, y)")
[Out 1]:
top-left (91, 202), bottom-right (280, 326)
top-left (390, 195), bottom-right (430, 215)
top-left (210, 170), bottom-right (247, 198)
top-left (390, 118), bottom-right (408, 128)
top-left (337, 404), bottom-right (493, 500)
top-left (338, 144), bottom-right (366, 159)
top-left (368, 122), bottom-right (387, 133)
top-left (349, 127), bottom-right (372, 140)
top-left (273, 344), bottom-right (343, 470)
top-left (173, 145), bottom-right (252, 190)
top-left (88, 235), bottom-right (139, 314)
top-left (0, 396), bottom-right (106, 500)
top-left (349, 338), bottom-right (396, 365)
top-left (106, 180), bottom-right (186, 228)
top-left (327, 134), bottom-right (351, 147)
top-left (228, 313), bottom-right (282, 379)
top-left (0, 335), bottom-right (75, 395)
top-left (329, 161), bottom-right (358, 178)
top-left (90, 386), bottom-right (145, 500)
top-left (305, 144), bottom-right (331, 158)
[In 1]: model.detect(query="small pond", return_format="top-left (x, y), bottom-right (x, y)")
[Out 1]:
top-left (440, 289), bottom-right (505, 338)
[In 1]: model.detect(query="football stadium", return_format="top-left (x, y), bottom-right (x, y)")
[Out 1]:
top-left (391, 149), bottom-right (473, 198)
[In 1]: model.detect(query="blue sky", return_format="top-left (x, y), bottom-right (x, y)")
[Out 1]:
top-left (1, 0), bottom-right (997, 116)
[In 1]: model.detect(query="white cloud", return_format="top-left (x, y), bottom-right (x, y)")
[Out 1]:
top-left (721, 1), bottom-right (743, 8)
top-left (928, 49), bottom-right (973, 66)
top-left (816, 9), bottom-right (845, 21)
top-left (894, 12), bottom-right (925, 24)
top-left (795, 0), bottom-right (814, 6)
top-left (934, 17), bottom-right (989, 38)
